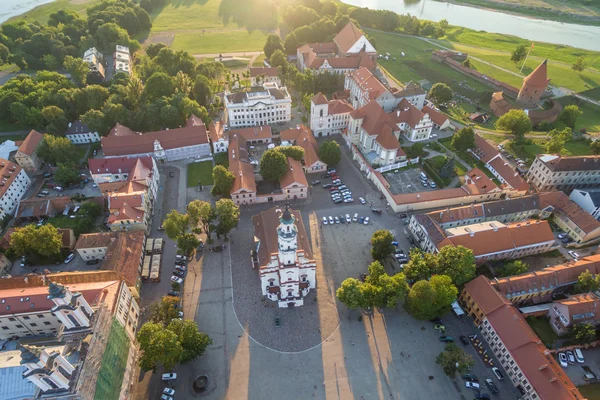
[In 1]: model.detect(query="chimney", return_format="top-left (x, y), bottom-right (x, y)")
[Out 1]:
top-left (538, 364), bottom-right (548, 371)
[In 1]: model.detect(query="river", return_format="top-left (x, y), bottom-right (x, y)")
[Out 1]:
top-left (344, 0), bottom-right (600, 52)
top-left (0, 0), bottom-right (55, 24)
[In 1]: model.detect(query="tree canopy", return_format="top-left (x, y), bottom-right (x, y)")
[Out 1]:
top-left (370, 230), bottom-right (395, 262)
top-left (557, 105), bottom-right (582, 129)
top-left (276, 145), bottom-right (305, 161)
top-left (318, 140), bottom-right (341, 166)
top-left (495, 109), bottom-right (532, 138)
top-left (428, 83), bottom-right (453, 105)
top-left (264, 33), bottom-right (284, 59)
top-left (511, 45), bottom-right (527, 64)
top-left (215, 199), bottom-right (240, 239)
top-left (403, 246), bottom-right (475, 286)
top-left (436, 343), bottom-right (475, 376)
top-left (211, 165), bottom-right (235, 197)
top-left (405, 275), bottom-right (458, 320)
top-left (10, 224), bottom-right (62, 260)
top-left (451, 126), bottom-right (475, 152)
top-left (260, 149), bottom-right (289, 181)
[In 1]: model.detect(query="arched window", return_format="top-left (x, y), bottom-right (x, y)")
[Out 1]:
top-left (67, 314), bottom-right (80, 327)
top-left (320, 109), bottom-right (324, 117)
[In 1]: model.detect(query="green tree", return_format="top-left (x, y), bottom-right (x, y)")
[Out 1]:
top-left (451, 126), bottom-right (475, 152)
top-left (370, 229), bottom-right (394, 262)
top-left (498, 260), bottom-right (529, 277)
top-left (167, 319), bottom-right (212, 363)
top-left (403, 248), bottom-right (437, 282)
top-left (557, 105), bottom-right (582, 129)
top-left (439, 19), bottom-right (449, 30)
top-left (79, 201), bottom-right (102, 219)
top-left (263, 33), bottom-right (284, 59)
top-left (574, 270), bottom-right (600, 293)
top-left (260, 149), bottom-right (288, 181)
top-left (591, 141), bottom-right (600, 155)
top-left (74, 217), bottom-right (94, 236)
top-left (54, 163), bottom-right (81, 186)
top-left (211, 165), bottom-right (235, 197)
top-left (137, 323), bottom-right (183, 371)
top-left (269, 49), bottom-right (287, 68)
top-left (81, 109), bottom-right (110, 136)
top-left (318, 140), bottom-right (341, 166)
top-left (148, 296), bottom-right (180, 326)
top-left (193, 75), bottom-right (212, 107)
top-left (41, 106), bottom-right (69, 135)
top-left (571, 323), bottom-right (596, 345)
top-left (495, 109), bottom-right (532, 138)
top-left (144, 72), bottom-right (175, 101)
top-left (365, 261), bottom-right (408, 308)
top-left (436, 343), bottom-right (475, 376)
top-left (174, 71), bottom-right (193, 96)
top-left (428, 83), bottom-right (453, 105)
top-left (572, 56), bottom-right (587, 72)
top-left (336, 278), bottom-right (364, 309)
top-left (163, 210), bottom-right (190, 241)
top-left (177, 233), bottom-right (200, 255)
top-left (64, 55), bottom-right (89, 86)
top-left (146, 42), bottom-right (168, 59)
top-left (431, 275), bottom-right (458, 314)
top-left (405, 279), bottom-right (437, 320)
top-left (36, 134), bottom-right (78, 165)
top-left (462, 58), bottom-right (472, 68)
top-left (10, 224), bottom-right (62, 259)
top-left (436, 245), bottom-right (476, 286)
top-left (545, 135), bottom-right (566, 154)
top-left (215, 198), bottom-right (240, 238)
top-left (511, 44), bottom-right (527, 64)
top-left (276, 145), bottom-right (304, 161)
top-left (187, 200), bottom-right (215, 239)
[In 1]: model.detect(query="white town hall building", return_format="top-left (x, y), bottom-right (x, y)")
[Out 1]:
top-left (252, 206), bottom-right (316, 308)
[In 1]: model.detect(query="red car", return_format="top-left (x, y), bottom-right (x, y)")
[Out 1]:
top-left (330, 187), bottom-right (338, 191)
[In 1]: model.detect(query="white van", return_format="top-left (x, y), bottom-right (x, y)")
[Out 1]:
top-left (420, 172), bottom-right (428, 181)
top-left (574, 348), bottom-right (584, 364)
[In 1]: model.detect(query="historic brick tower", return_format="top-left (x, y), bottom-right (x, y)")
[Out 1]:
top-left (516, 60), bottom-right (550, 108)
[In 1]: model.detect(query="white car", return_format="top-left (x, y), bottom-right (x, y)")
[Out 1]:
top-left (177, 311), bottom-right (184, 318)
top-left (334, 216), bottom-right (340, 224)
top-left (162, 373), bottom-right (177, 381)
top-left (568, 251), bottom-right (580, 260)
top-left (363, 217), bottom-right (370, 225)
top-left (558, 233), bottom-right (567, 239)
top-left (176, 255), bottom-right (187, 261)
top-left (163, 388), bottom-right (175, 395)
top-left (345, 214), bottom-right (351, 223)
top-left (64, 253), bottom-right (75, 264)
top-left (328, 216), bottom-right (334, 224)
top-left (322, 216), bottom-right (328, 225)
top-left (558, 352), bottom-right (568, 368)
top-left (171, 276), bottom-right (183, 284)
top-left (161, 395), bottom-right (173, 400)
top-left (465, 381), bottom-right (480, 390)
top-left (353, 213), bottom-right (358, 222)
top-left (359, 197), bottom-right (366, 204)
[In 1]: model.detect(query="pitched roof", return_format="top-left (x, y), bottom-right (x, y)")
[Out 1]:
top-left (228, 134), bottom-right (256, 194)
top-left (355, 101), bottom-right (397, 136)
top-left (334, 21), bottom-right (365, 54)
top-left (17, 130), bottom-right (43, 156)
top-left (375, 125), bottom-right (399, 150)
top-left (75, 232), bottom-right (119, 249)
top-left (538, 154), bottom-right (600, 172)
top-left (280, 157), bottom-right (308, 188)
top-left (230, 125), bottom-right (273, 142)
top-left (327, 99), bottom-right (354, 115)
top-left (540, 191), bottom-right (600, 234)
top-left (555, 292), bottom-right (600, 324)
top-left (421, 105), bottom-right (449, 127)
top-left (57, 228), bottom-right (74, 248)
top-left (208, 120), bottom-right (225, 141)
top-left (465, 168), bottom-right (499, 193)
top-left (394, 81), bottom-right (426, 98)
top-left (390, 99), bottom-right (428, 129)
top-left (280, 125), bottom-right (322, 168)
top-left (463, 275), bottom-right (509, 315)
top-left (249, 67), bottom-right (278, 78)
top-left (487, 156), bottom-right (529, 191)
top-left (65, 120), bottom-right (91, 135)
top-left (88, 156), bottom-right (154, 179)
top-left (101, 117), bottom-right (208, 156)
top-left (0, 159), bottom-right (24, 200)
top-left (251, 207), bottom-right (313, 266)
top-left (523, 59), bottom-right (550, 89)
top-left (471, 135), bottom-right (500, 163)
top-left (346, 67), bottom-right (388, 102)
top-left (102, 230), bottom-right (145, 286)
top-left (312, 92), bottom-right (328, 105)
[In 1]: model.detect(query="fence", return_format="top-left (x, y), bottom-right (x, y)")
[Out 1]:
top-left (375, 157), bottom-right (420, 173)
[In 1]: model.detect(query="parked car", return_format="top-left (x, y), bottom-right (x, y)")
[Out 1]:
top-left (575, 348), bottom-right (585, 364)
top-left (558, 233), bottom-right (568, 239)
top-left (171, 276), bottom-right (184, 284)
top-left (460, 335), bottom-right (470, 346)
top-left (161, 395), bottom-right (173, 400)
top-left (327, 168), bottom-right (336, 173)
top-left (322, 216), bottom-right (328, 225)
top-left (162, 373), bottom-right (177, 381)
top-left (345, 214), bottom-right (351, 223)
top-left (439, 336), bottom-right (454, 342)
top-left (333, 198), bottom-right (343, 204)
top-left (168, 290), bottom-right (180, 297)
top-left (359, 197), bottom-right (366, 204)
top-left (566, 350), bottom-right (576, 364)
top-left (334, 216), bottom-right (340, 224)
top-left (568, 251), bottom-right (580, 259)
top-left (485, 378), bottom-right (499, 394)
top-left (344, 198), bottom-right (354, 203)
top-left (353, 213), bottom-right (358, 222)
top-left (363, 217), bottom-right (370, 225)
top-left (398, 213), bottom-right (408, 219)
top-left (175, 265), bottom-right (187, 272)
top-left (339, 215), bottom-right (346, 224)
top-left (311, 180), bottom-right (321, 186)
top-left (358, 216), bottom-right (365, 224)
top-left (328, 216), bottom-right (334, 224)
top-left (322, 184), bottom-right (332, 188)
top-left (163, 388), bottom-right (175, 396)
top-left (491, 367), bottom-right (504, 380)
top-left (321, 174), bottom-right (330, 179)
top-left (462, 374), bottom-right (478, 382)
top-left (421, 180), bottom-right (428, 187)
top-left (475, 392), bottom-right (491, 399)
top-left (175, 255), bottom-right (187, 262)
top-left (372, 209), bottom-right (383, 214)
top-left (465, 381), bottom-right (480, 390)
top-left (173, 269), bottom-right (185, 278)
top-left (429, 180), bottom-right (437, 188)
top-left (64, 253), bottom-right (75, 264)
top-left (561, 237), bottom-right (573, 244)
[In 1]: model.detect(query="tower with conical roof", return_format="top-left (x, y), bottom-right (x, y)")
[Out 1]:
top-left (517, 59), bottom-right (550, 107)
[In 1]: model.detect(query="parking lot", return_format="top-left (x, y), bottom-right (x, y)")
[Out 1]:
top-left (384, 168), bottom-right (438, 195)
top-left (9, 251), bottom-right (99, 276)
top-left (563, 347), bottom-right (600, 386)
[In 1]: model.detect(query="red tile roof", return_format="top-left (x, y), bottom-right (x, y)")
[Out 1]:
top-left (422, 105), bottom-right (449, 127)
top-left (375, 125), bottom-right (399, 150)
top-left (523, 59), bottom-right (550, 89)
top-left (228, 134), bottom-right (256, 194)
top-left (208, 120), bottom-right (225, 141)
top-left (334, 21), bottom-right (365, 54)
top-left (102, 230), bottom-right (145, 287)
top-left (463, 276), bottom-right (509, 315)
top-left (280, 125), bottom-right (322, 168)
top-left (347, 67), bottom-right (388, 102)
top-left (280, 157), bottom-right (308, 189)
top-left (390, 99), bottom-right (427, 129)
top-left (328, 99), bottom-right (354, 115)
top-left (312, 93), bottom-right (328, 106)
top-left (487, 156), bottom-right (529, 191)
top-left (472, 135), bottom-right (500, 164)
top-left (465, 168), bottom-right (499, 193)
top-left (249, 67), bottom-right (278, 78)
top-left (18, 130), bottom-right (43, 156)
top-left (540, 191), bottom-right (600, 234)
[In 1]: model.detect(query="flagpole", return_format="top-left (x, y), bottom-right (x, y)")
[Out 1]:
top-left (520, 43), bottom-right (534, 73)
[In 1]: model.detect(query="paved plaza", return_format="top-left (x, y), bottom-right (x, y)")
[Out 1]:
top-left (131, 143), bottom-right (519, 400)
top-left (384, 168), bottom-right (438, 195)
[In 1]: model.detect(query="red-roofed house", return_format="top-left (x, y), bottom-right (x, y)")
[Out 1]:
top-left (0, 159), bottom-right (31, 219)
top-left (14, 130), bottom-right (43, 172)
top-left (390, 99), bottom-right (434, 142)
top-left (280, 158), bottom-right (308, 200)
top-left (309, 92), bottom-right (354, 137)
top-left (250, 67), bottom-right (281, 86)
top-left (345, 67), bottom-right (396, 111)
top-left (333, 22), bottom-right (377, 58)
top-left (280, 125), bottom-right (326, 173)
top-left (422, 105), bottom-right (451, 130)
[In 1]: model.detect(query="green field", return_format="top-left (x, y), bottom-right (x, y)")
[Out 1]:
top-left (171, 30), bottom-right (268, 54)
top-left (557, 97), bottom-right (600, 133)
top-left (579, 383), bottom-right (600, 399)
top-left (187, 160), bottom-right (214, 187)
top-left (6, 0), bottom-right (100, 25)
top-left (214, 152), bottom-right (229, 167)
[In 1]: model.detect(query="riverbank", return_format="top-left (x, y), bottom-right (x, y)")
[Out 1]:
top-left (439, 0), bottom-right (600, 27)
top-left (4, 0), bottom-right (96, 25)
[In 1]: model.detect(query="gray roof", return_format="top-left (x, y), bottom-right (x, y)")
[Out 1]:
top-left (542, 155), bottom-right (600, 172)
top-left (65, 120), bottom-right (90, 135)
top-left (482, 195), bottom-right (541, 218)
top-left (578, 189), bottom-right (600, 207)
top-left (414, 214), bottom-right (447, 246)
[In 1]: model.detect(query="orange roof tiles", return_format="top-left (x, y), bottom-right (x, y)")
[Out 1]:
top-left (312, 93), bottom-right (328, 105)
top-left (463, 276), bottom-right (510, 315)
top-left (487, 157), bottom-right (529, 191)
top-left (540, 191), bottom-right (600, 234)
top-left (208, 120), bottom-right (225, 141)
top-left (347, 67), bottom-right (388, 102)
top-left (355, 101), bottom-right (397, 136)
top-left (523, 59), bottom-right (550, 89)
top-left (390, 99), bottom-right (427, 129)
top-left (280, 125), bottom-right (322, 168)
top-left (421, 105), bottom-right (448, 127)
top-left (334, 22), bottom-right (365, 54)
top-left (472, 135), bottom-right (500, 164)
top-left (280, 157), bottom-right (308, 188)
top-left (232, 125), bottom-right (273, 142)
top-left (228, 134), bottom-right (256, 194)
top-left (465, 168), bottom-right (499, 193)
top-left (18, 130), bottom-right (43, 156)
top-left (102, 230), bottom-right (145, 287)
top-left (249, 67), bottom-right (278, 78)
top-left (327, 99), bottom-right (353, 115)
top-left (375, 126), bottom-right (399, 150)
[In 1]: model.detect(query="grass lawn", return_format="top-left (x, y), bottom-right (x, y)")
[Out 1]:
top-left (214, 152), bottom-right (229, 167)
top-left (526, 317), bottom-right (560, 347)
top-left (222, 59), bottom-right (250, 69)
top-left (579, 383), bottom-right (600, 399)
top-left (5, 0), bottom-right (100, 25)
top-left (171, 30), bottom-right (268, 54)
top-left (557, 97), bottom-right (600, 133)
top-left (48, 216), bottom-right (81, 230)
top-left (187, 160), bottom-right (214, 187)
top-left (253, 54), bottom-right (267, 67)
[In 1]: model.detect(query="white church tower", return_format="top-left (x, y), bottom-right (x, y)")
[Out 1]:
top-left (277, 207), bottom-right (298, 266)
top-left (48, 282), bottom-right (94, 343)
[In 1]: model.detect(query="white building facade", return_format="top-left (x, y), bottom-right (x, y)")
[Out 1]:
top-left (309, 93), bottom-right (354, 137)
top-left (225, 83), bottom-right (292, 128)
top-left (570, 189), bottom-right (600, 220)
top-left (0, 160), bottom-right (31, 219)
top-left (254, 207), bottom-right (316, 308)
top-left (65, 120), bottom-right (101, 144)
